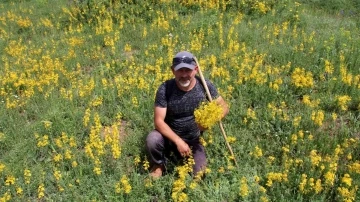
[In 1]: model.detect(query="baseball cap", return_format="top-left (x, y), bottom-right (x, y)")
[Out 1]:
top-left (172, 51), bottom-right (197, 71)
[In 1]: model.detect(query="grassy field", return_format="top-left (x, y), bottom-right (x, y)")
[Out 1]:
top-left (0, 0), bottom-right (360, 201)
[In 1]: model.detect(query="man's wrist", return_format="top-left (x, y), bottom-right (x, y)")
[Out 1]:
top-left (173, 137), bottom-right (184, 145)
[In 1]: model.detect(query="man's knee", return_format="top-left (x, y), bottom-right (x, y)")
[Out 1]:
top-left (146, 130), bottom-right (164, 150)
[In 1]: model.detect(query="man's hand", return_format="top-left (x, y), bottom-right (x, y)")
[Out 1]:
top-left (175, 139), bottom-right (191, 157)
top-left (197, 123), bottom-right (207, 132)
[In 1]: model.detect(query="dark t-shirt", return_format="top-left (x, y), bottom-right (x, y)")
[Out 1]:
top-left (155, 76), bottom-right (219, 141)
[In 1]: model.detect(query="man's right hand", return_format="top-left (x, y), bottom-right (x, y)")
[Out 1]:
top-left (175, 139), bottom-right (191, 157)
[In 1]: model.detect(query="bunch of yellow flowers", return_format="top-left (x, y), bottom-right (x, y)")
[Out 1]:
top-left (194, 100), bottom-right (223, 129)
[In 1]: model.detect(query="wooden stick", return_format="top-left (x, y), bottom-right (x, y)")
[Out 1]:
top-left (194, 57), bottom-right (238, 167)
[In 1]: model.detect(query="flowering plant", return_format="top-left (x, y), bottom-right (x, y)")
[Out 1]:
top-left (194, 100), bottom-right (223, 129)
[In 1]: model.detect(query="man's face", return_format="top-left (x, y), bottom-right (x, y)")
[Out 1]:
top-left (172, 66), bottom-right (198, 88)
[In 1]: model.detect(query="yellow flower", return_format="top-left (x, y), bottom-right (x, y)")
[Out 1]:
top-left (226, 136), bottom-right (237, 144)
top-left (172, 179), bottom-right (186, 195)
top-left (144, 178), bottom-right (153, 188)
top-left (293, 116), bottom-right (301, 127)
top-left (189, 182), bottom-right (197, 189)
top-left (93, 167), bottom-right (102, 175)
top-left (194, 100), bottom-right (223, 129)
top-left (259, 186), bottom-right (267, 193)
top-left (267, 156), bottom-right (275, 164)
top-left (337, 95), bottom-right (351, 111)
top-left (299, 174), bottom-right (307, 193)
top-left (311, 110), bottom-right (324, 126)
top-left (5, 175), bottom-right (15, 185)
top-left (0, 132), bottom-right (4, 141)
top-left (332, 113), bottom-right (337, 120)
top-left (134, 155), bottom-right (141, 166)
top-left (24, 169), bottom-right (31, 184)
top-left (309, 150), bottom-right (322, 167)
top-left (246, 108), bottom-right (257, 120)
top-left (41, 120), bottom-right (52, 129)
top-left (252, 146), bottom-right (263, 158)
top-left (291, 67), bottom-right (314, 88)
top-left (314, 179), bottom-right (323, 193)
top-left (348, 162), bottom-right (360, 173)
top-left (121, 175), bottom-right (132, 194)
top-left (341, 173), bottom-right (352, 187)
top-left (53, 169), bottom-right (62, 181)
top-left (143, 159), bottom-right (150, 171)
top-left (291, 133), bottom-right (298, 144)
top-left (0, 163), bottom-right (5, 173)
top-left (260, 196), bottom-right (269, 202)
top-left (36, 134), bottom-right (49, 147)
top-left (53, 153), bottom-right (63, 162)
top-left (239, 177), bottom-right (249, 197)
top-left (324, 171), bottom-right (335, 186)
top-left (324, 59), bottom-right (334, 74)
top-left (72, 161), bottom-right (78, 167)
top-left (266, 172), bottom-right (286, 187)
top-left (37, 183), bottom-right (45, 199)
top-left (254, 175), bottom-right (260, 183)
top-left (16, 186), bottom-right (23, 195)
top-left (218, 167), bottom-right (225, 173)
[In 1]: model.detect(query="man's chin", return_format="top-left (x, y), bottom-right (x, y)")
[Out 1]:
top-left (178, 80), bottom-right (191, 88)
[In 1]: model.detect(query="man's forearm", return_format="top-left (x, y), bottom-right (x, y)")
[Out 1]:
top-left (154, 120), bottom-right (183, 145)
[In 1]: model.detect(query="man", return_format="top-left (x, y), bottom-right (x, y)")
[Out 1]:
top-left (146, 51), bottom-right (229, 178)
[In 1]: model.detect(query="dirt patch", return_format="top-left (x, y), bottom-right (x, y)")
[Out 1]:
top-left (318, 117), bottom-right (353, 137)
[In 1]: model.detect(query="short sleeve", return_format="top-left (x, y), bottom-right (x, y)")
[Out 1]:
top-left (154, 82), bottom-right (167, 108)
top-left (205, 79), bottom-right (219, 99)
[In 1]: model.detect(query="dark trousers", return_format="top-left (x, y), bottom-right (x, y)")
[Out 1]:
top-left (146, 130), bottom-right (207, 176)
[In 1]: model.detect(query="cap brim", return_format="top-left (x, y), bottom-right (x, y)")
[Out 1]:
top-left (174, 63), bottom-right (196, 71)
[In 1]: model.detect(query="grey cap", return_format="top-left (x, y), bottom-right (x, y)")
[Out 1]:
top-left (172, 51), bottom-right (197, 71)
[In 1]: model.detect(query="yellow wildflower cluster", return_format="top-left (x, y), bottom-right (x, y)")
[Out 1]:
top-left (53, 169), bottom-right (62, 181)
top-left (24, 169), bottom-right (31, 184)
top-left (292, 116), bottom-right (302, 127)
top-left (348, 162), bottom-right (360, 174)
top-left (246, 108), bottom-right (257, 120)
top-left (267, 101), bottom-right (290, 121)
top-left (194, 100), bottom-right (223, 129)
top-left (226, 136), bottom-right (237, 144)
top-left (311, 110), bottom-right (324, 126)
top-left (253, 1), bottom-right (269, 14)
top-left (337, 186), bottom-right (358, 202)
top-left (239, 177), bottom-right (249, 197)
top-left (52, 132), bottom-right (78, 168)
top-left (35, 133), bottom-right (50, 147)
top-left (5, 175), bottom-right (15, 185)
top-left (250, 145), bottom-right (263, 159)
top-left (1, 191), bottom-right (11, 201)
top-left (336, 95), bottom-right (351, 111)
top-left (38, 183), bottom-right (45, 199)
top-left (84, 113), bottom-right (114, 175)
top-left (171, 156), bottom-right (195, 202)
top-left (266, 172), bottom-right (288, 187)
top-left (298, 174), bottom-right (323, 194)
top-left (115, 175), bottom-right (132, 194)
top-left (302, 95), bottom-right (320, 108)
top-left (291, 67), bottom-right (314, 88)
top-left (324, 59), bottom-right (334, 75)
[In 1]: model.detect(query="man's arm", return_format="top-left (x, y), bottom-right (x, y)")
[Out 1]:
top-left (154, 106), bottom-right (191, 156)
top-left (214, 95), bottom-right (229, 119)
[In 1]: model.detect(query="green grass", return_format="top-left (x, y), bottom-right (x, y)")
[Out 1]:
top-left (0, 0), bottom-right (359, 201)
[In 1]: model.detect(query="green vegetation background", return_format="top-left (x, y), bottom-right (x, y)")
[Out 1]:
top-left (0, 0), bottom-right (359, 201)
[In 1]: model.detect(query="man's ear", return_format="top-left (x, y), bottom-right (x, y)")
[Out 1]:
top-left (194, 66), bottom-right (199, 72)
